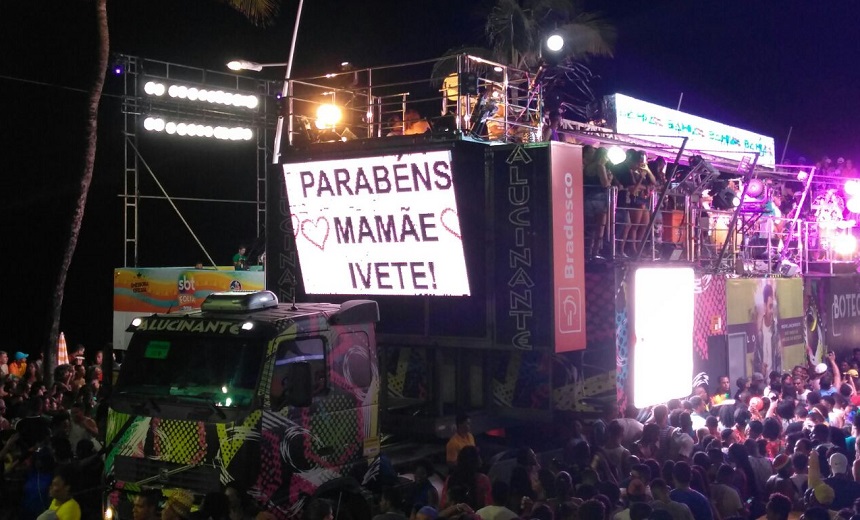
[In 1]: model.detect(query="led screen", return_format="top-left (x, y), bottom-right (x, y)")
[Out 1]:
top-left (612, 93), bottom-right (776, 168)
top-left (633, 267), bottom-right (694, 408)
top-left (283, 150), bottom-right (471, 296)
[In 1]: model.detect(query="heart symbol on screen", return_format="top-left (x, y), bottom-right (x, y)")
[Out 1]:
top-left (290, 215), bottom-right (300, 237)
top-left (440, 208), bottom-right (462, 240)
top-left (301, 217), bottom-right (330, 251)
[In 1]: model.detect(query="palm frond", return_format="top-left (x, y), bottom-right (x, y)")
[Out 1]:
top-left (430, 46), bottom-right (496, 85)
top-left (223, 0), bottom-right (278, 26)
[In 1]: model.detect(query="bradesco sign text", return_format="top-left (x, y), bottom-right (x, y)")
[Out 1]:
top-left (284, 150), bottom-right (471, 296)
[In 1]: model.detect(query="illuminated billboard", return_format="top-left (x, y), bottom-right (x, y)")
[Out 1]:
top-left (283, 150), bottom-right (471, 296)
top-left (632, 267), bottom-right (694, 407)
top-left (611, 93), bottom-right (776, 168)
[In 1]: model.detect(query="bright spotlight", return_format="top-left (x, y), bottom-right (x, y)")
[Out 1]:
top-left (845, 179), bottom-right (860, 197)
top-left (546, 34), bottom-right (565, 52)
top-left (833, 234), bottom-right (858, 256)
top-left (315, 103), bottom-right (342, 129)
top-left (607, 146), bottom-right (627, 165)
top-left (847, 196), bottom-right (860, 214)
top-left (797, 170), bottom-right (808, 181)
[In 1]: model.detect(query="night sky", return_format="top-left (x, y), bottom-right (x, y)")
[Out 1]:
top-left (2, 0), bottom-right (858, 353)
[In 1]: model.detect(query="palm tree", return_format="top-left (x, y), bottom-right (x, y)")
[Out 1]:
top-left (484, 0), bottom-right (615, 119)
top-left (43, 0), bottom-right (277, 386)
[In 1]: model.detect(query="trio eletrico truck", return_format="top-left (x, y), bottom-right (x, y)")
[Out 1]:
top-left (104, 134), bottom-right (610, 520)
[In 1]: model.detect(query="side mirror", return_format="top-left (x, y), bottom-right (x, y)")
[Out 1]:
top-left (282, 361), bottom-right (313, 407)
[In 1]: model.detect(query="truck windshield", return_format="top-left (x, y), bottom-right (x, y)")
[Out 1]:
top-left (116, 334), bottom-right (265, 408)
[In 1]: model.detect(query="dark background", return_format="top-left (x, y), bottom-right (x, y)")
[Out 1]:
top-left (1, 0), bottom-right (858, 353)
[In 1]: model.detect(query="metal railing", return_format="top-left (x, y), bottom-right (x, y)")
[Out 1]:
top-left (285, 54), bottom-right (542, 146)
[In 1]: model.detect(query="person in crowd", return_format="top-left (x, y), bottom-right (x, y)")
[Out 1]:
top-left (475, 481), bottom-right (518, 520)
top-left (603, 420), bottom-right (633, 483)
top-left (442, 446), bottom-right (491, 510)
top-left (374, 487), bottom-right (408, 520)
top-left (446, 413), bottom-right (475, 469)
top-left (583, 147), bottom-right (612, 260)
top-left (43, 464), bottom-right (81, 520)
top-left (411, 459), bottom-right (440, 509)
top-left (542, 109), bottom-right (562, 142)
top-left (823, 452), bottom-right (860, 510)
top-left (134, 490), bottom-right (163, 520)
top-left (9, 351), bottom-right (29, 379)
top-left (233, 246), bottom-right (248, 271)
top-left (764, 492), bottom-right (793, 520)
top-left (0, 350), bottom-right (8, 376)
top-left (509, 447), bottom-right (546, 505)
top-left (710, 463), bottom-right (745, 519)
top-left (667, 462), bottom-right (712, 520)
top-left (711, 376), bottom-right (732, 406)
top-left (403, 109), bottom-right (431, 135)
top-left (647, 478), bottom-right (693, 520)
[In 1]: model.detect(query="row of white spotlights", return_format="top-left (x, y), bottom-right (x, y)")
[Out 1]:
top-left (143, 81), bottom-right (259, 110)
top-left (143, 117), bottom-right (253, 141)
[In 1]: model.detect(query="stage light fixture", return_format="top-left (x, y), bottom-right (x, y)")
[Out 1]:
top-left (146, 81), bottom-right (259, 110)
top-left (143, 116), bottom-right (253, 141)
top-left (847, 196), bottom-right (860, 214)
top-left (315, 103), bottom-right (342, 129)
top-left (607, 146), bottom-right (627, 165)
top-left (709, 183), bottom-right (739, 210)
top-left (746, 178), bottom-right (764, 198)
top-left (845, 179), bottom-right (860, 197)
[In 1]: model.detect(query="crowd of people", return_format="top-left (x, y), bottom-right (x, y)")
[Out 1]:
top-left (367, 349), bottom-right (860, 520)
top-left (12, 343), bottom-right (860, 520)
top-left (0, 345), bottom-right (107, 519)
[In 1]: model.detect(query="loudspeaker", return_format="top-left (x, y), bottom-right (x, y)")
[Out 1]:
top-left (660, 243), bottom-right (684, 261)
top-left (778, 260), bottom-right (800, 277)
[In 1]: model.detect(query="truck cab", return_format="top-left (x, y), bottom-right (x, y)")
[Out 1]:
top-left (105, 291), bottom-right (380, 519)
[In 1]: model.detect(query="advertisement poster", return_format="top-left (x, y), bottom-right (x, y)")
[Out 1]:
top-left (726, 278), bottom-right (805, 375)
top-left (113, 267), bottom-right (264, 349)
top-left (549, 143), bottom-right (587, 352)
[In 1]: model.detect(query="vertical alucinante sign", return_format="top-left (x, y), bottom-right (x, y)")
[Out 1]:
top-left (491, 144), bottom-right (552, 350)
top-left (283, 150), bottom-right (471, 296)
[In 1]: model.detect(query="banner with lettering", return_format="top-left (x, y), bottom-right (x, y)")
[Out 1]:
top-left (819, 274), bottom-right (860, 351)
top-left (283, 150), bottom-right (470, 296)
top-left (490, 144), bottom-right (553, 350)
top-left (113, 267), bottom-right (264, 349)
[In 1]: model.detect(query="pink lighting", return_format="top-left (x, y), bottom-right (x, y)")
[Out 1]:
top-left (797, 170), bottom-right (808, 181)
top-left (847, 196), bottom-right (860, 214)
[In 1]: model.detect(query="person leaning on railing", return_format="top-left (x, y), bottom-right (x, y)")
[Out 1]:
top-left (583, 146), bottom-right (613, 260)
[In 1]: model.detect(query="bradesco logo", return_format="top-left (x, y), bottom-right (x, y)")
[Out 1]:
top-left (137, 318), bottom-right (243, 335)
